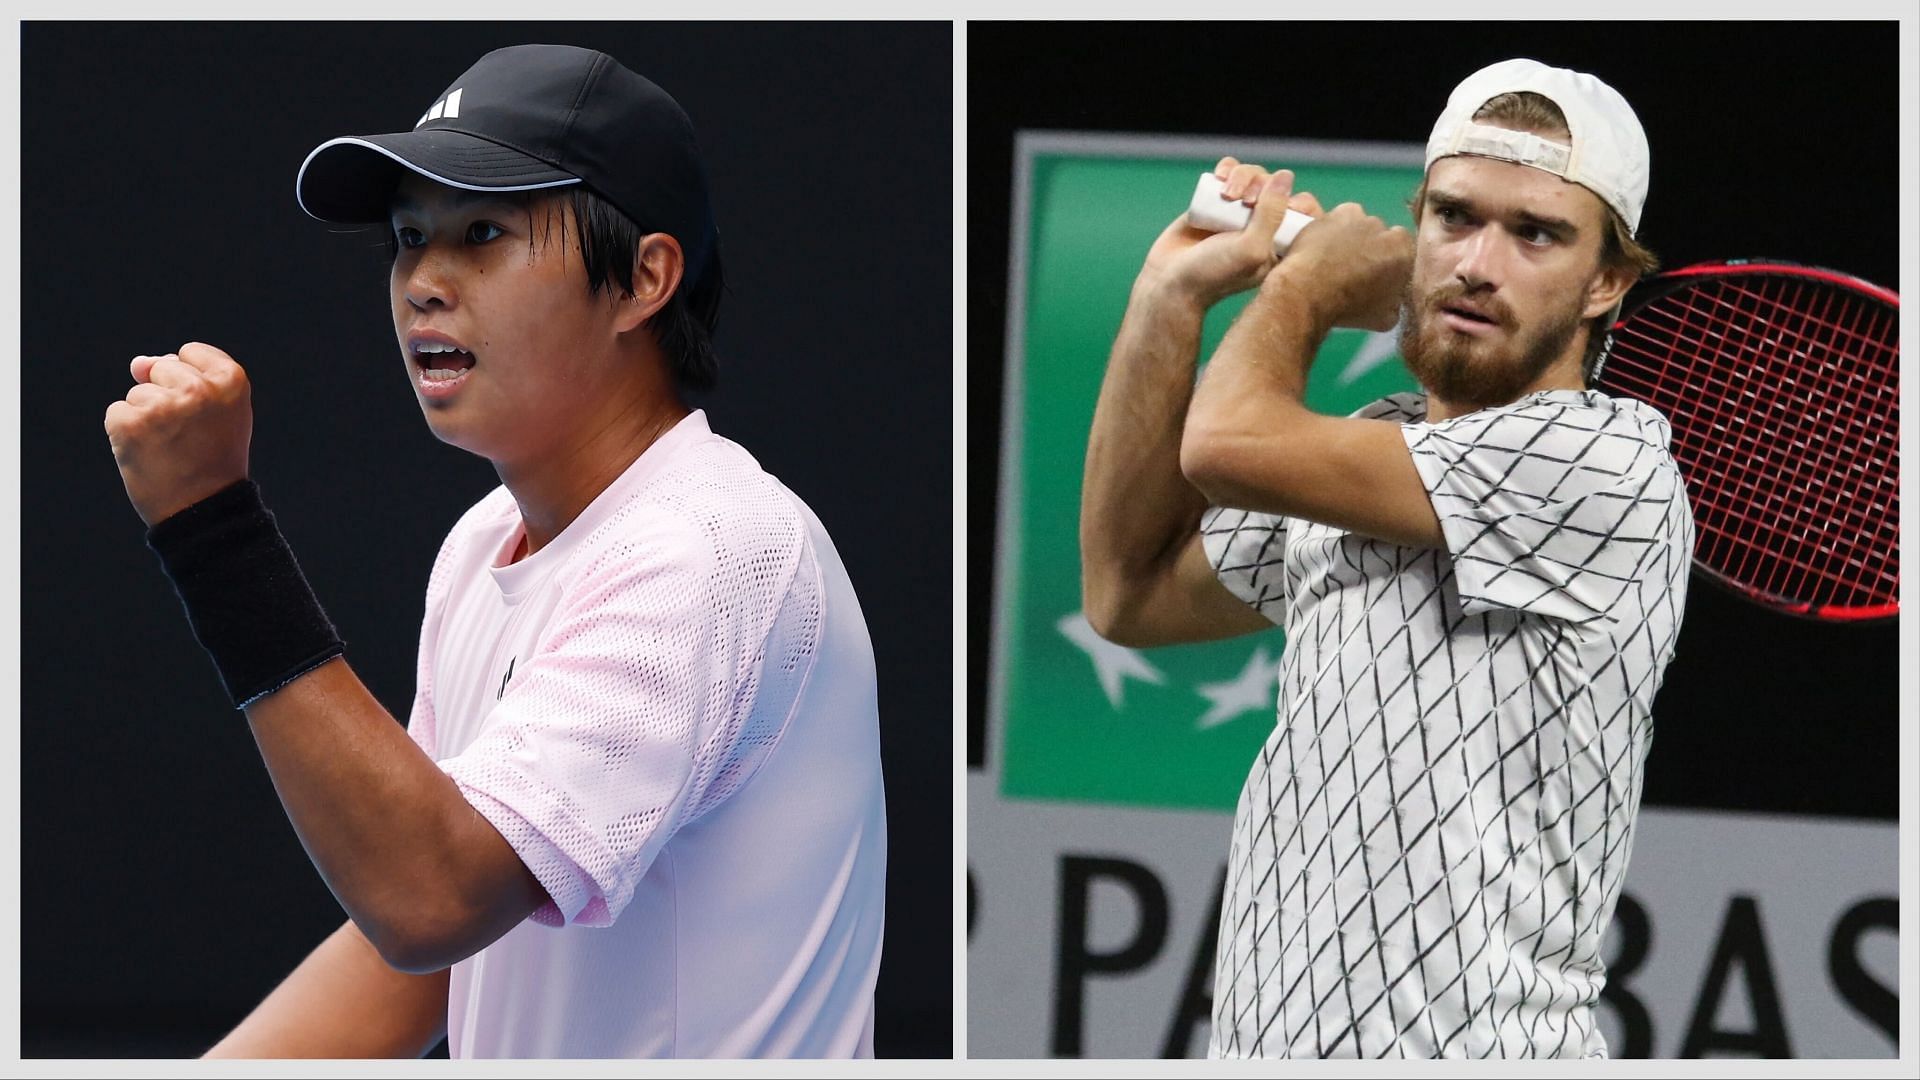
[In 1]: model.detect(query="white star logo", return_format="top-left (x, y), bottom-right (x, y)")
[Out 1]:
top-left (1057, 611), bottom-right (1166, 709)
top-left (1337, 325), bottom-right (1403, 386)
top-left (1193, 645), bottom-right (1282, 730)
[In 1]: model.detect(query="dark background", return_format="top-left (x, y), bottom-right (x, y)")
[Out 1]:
top-left (967, 21), bottom-right (1902, 822)
top-left (23, 22), bottom-right (951, 1058)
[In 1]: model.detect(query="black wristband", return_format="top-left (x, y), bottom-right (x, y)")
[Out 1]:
top-left (146, 480), bottom-right (346, 709)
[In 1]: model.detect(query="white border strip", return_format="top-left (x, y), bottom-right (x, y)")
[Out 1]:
top-left (1015, 130), bottom-right (1427, 169)
top-left (950, 18), bottom-right (968, 1061)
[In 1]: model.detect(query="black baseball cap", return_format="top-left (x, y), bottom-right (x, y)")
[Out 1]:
top-left (297, 43), bottom-right (722, 327)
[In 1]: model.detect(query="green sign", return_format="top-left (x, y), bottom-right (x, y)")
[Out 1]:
top-left (992, 132), bottom-right (1426, 810)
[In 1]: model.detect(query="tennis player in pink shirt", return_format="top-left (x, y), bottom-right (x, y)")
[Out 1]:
top-left (103, 45), bottom-right (886, 1058)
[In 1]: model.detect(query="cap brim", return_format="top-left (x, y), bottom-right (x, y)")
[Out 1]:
top-left (296, 128), bottom-right (582, 224)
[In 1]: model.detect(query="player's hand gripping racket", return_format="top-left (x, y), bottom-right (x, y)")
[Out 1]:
top-left (1595, 260), bottom-right (1900, 621)
top-left (1186, 171), bottom-right (1316, 255)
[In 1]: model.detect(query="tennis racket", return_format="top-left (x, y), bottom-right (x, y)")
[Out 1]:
top-left (1594, 260), bottom-right (1900, 622)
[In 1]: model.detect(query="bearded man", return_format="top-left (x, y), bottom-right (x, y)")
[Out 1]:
top-left (1079, 58), bottom-right (1694, 1058)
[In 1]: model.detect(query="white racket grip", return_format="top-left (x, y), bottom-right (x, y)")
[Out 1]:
top-left (1187, 171), bottom-right (1314, 257)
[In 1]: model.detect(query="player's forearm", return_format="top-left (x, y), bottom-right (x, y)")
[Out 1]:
top-left (128, 476), bottom-right (540, 971)
top-left (204, 920), bottom-right (449, 1059)
top-left (1081, 274), bottom-right (1215, 640)
top-left (1180, 269), bottom-right (1333, 511)
top-left (243, 659), bottom-right (542, 972)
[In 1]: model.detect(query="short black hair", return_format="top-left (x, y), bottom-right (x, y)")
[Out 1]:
top-left (561, 186), bottom-right (721, 393)
top-left (384, 185), bottom-right (723, 393)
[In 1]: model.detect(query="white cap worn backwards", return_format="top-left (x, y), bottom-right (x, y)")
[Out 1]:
top-left (1425, 58), bottom-right (1650, 235)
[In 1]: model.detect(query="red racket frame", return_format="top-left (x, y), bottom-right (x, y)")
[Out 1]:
top-left (1597, 260), bottom-right (1900, 622)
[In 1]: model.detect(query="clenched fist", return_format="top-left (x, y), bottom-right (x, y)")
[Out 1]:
top-left (105, 342), bottom-right (254, 526)
top-left (1141, 159), bottom-right (1325, 309)
top-left (1269, 202), bottom-right (1414, 332)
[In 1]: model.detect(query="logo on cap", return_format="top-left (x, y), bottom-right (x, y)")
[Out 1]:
top-left (416, 88), bottom-right (464, 129)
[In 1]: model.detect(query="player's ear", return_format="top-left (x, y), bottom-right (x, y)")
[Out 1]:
top-left (1582, 259), bottom-right (1636, 320)
top-left (614, 233), bottom-right (684, 335)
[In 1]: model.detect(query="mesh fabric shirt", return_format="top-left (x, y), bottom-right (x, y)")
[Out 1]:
top-left (407, 410), bottom-right (886, 1058)
top-left (1202, 389), bottom-right (1693, 1059)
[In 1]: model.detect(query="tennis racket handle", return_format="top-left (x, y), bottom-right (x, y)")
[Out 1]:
top-left (1187, 171), bottom-right (1314, 257)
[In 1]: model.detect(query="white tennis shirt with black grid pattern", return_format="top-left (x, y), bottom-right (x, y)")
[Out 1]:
top-left (1202, 389), bottom-right (1694, 1059)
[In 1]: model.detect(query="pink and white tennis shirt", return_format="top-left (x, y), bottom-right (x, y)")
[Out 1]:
top-left (406, 410), bottom-right (886, 1058)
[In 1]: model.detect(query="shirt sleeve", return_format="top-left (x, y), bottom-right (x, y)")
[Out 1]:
top-left (1201, 506), bottom-right (1291, 626)
top-left (1197, 395), bottom-right (1425, 625)
top-left (404, 525), bottom-right (464, 760)
top-left (435, 512), bottom-right (774, 929)
top-left (1401, 396), bottom-right (1679, 626)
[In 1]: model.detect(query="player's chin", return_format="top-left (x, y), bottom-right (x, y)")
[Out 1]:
top-left (419, 414), bottom-right (499, 459)
top-left (413, 395), bottom-right (489, 452)
top-left (1409, 345), bottom-right (1521, 405)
